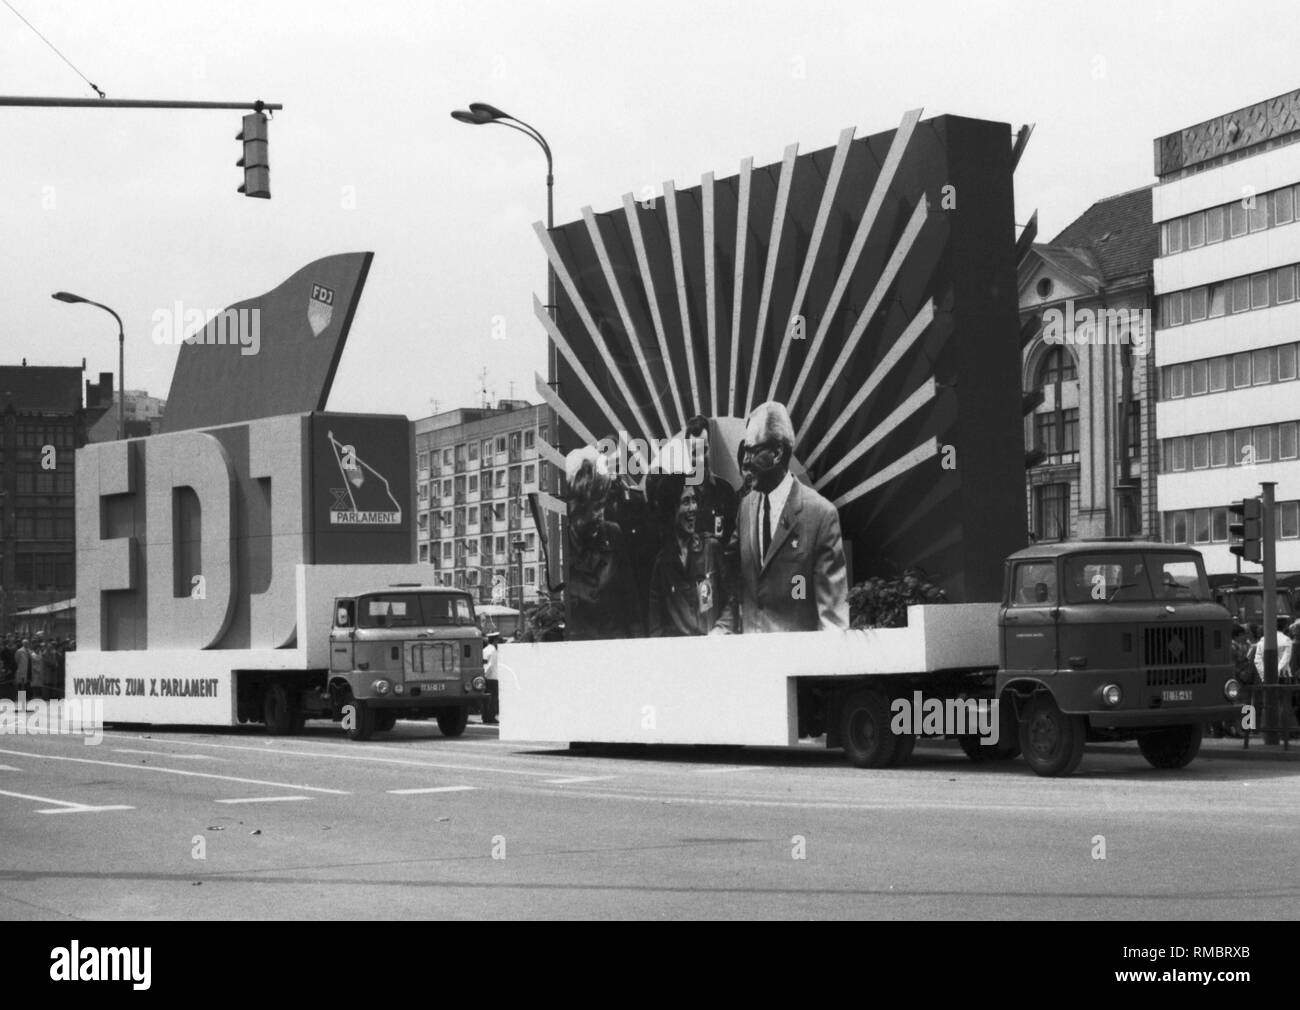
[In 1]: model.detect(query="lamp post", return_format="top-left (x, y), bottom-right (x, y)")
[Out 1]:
top-left (52, 292), bottom-right (124, 440)
top-left (451, 102), bottom-right (562, 589)
top-left (511, 537), bottom-right (526, 611)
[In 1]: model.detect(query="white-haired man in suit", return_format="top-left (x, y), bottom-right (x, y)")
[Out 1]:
top-left (713, 401), bottom-right (849, 634)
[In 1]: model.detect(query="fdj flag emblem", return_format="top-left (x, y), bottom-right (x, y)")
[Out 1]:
top-left (327, 430), bottom-right (402, 524)
top-left (308, 283), bottom-right (336, 337)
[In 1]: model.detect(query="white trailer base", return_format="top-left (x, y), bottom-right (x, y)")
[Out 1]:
top-left (497, 603), bottom-right (1000, 746)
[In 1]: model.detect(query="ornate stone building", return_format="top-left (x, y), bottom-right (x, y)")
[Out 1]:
top-left (1018, 186), bottom-right (1159, 541)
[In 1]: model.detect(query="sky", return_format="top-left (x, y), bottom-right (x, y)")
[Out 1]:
top-left (3, 0), bottom-right (1299, 422)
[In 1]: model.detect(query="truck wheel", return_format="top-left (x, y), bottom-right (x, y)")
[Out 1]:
top-left (1138, 724), bottom-right (1202, 769)
top-left (345, 700), bottom-right (376, 741)
top-left (437, 706), bottom-right (469, 738)
top-left (1018, 694), bottom-right (1086, 777)
top-left (839, 689), bottom-right (898, 768)
top-left (262, 683), bottom-right (297, 736)
top-left (890, 733), bottom-right (917, 767)
top-left (374, 710), bottom-right (398, 733)
top-left (958, 734), bottom-right (1021, 763)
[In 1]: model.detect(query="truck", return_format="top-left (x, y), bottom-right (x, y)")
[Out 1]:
top-left (67, 565), bottom-right (489, 741)
top-left (497, 540), bottom-right (1245, 776)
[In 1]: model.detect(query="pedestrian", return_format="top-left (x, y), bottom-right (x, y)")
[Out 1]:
top-left (1253, 616), bottom-right (1292, 683)
top-left (0, 636), bottom-right (15, 703)
top-left (14, 639), bottom-right (32, 699)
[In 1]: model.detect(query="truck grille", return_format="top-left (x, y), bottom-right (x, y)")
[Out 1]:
top-left (1145, 667), bottom-right (1207, 687)
top-left (407, 642), bottom-right (459, 680)
top-left (1142, 625), bottom-right (1205, 667)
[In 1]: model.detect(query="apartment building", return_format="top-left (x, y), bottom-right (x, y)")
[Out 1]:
top-left (413, 400), bottom-right (552, 606)
top-left (1153, 87), bottom-right (1300, 575)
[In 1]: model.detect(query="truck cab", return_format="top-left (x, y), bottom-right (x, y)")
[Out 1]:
top-left (997, 541), bottom-right (1242, 775)
top-left (327, 586), bottom-right (486, 740)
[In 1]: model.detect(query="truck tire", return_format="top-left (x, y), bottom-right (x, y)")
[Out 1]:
top-left (1018, 694), bottom-right (1086, 777)
top-left (839, 688), bottom-right (898, 768)
top-left (437, 706), bottom-right (469, 738)
top-left (262, 683), bottom-right (298, 736)
top-left (374, 710), bottom-right (398, 733)
top-left (1138, 724), bottom-right (1202, 769)
top-left (890, 733), bottom-right (917, 767)
top-left (345, 700), bottom-right (376, 741)
top-left (958, 734), bottom-right (1021, 763)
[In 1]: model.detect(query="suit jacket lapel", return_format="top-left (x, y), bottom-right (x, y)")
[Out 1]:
top-left (761, 480), bottom-right (802, 572)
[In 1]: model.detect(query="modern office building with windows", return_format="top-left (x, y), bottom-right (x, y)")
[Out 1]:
top-left (1154, 87), bottom-right (1300, 575)
top-left (1019, 186), bottom-right (1158, 542)
top-left (412, 400), bottom-right (553, 607)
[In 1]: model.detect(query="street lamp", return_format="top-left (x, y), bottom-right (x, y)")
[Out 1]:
top-left (52, 291), bottom-right (124, 440)
top-left (451, 101), bottom-right (562, 588)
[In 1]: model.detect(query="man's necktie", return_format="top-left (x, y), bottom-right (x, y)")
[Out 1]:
top-left (761, 493), bottom-right (771, 558)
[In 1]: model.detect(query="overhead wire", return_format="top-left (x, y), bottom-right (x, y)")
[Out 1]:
top-left (2, 0), bottom-right (105, 97)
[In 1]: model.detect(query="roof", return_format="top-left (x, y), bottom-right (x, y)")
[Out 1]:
top-left (0, 366), bottom-right (83, 414)
top-left (1044, 185), bottom-right (1156, 284)
top-left (1008, 540), bottom-right (1197, 560)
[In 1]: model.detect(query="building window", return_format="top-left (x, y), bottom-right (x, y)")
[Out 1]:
top-left (1208, 283), bottom-right (1227, 317)
top-left (1276, 188), bottom-right (1295, 226)
top-left (1193, 508), bottom-right (1211, 544)
top-left (1283, 502), bottom-right (1300, 539)
top-left (524, 464), bottom-right (535, 483)
top-left (1165, 511), bottom-right (1188, 544)
top-left (1187, 211), bottom-right (1205, 248)
top-left (1190, 360), bottom-right (1208, 395)
top-left (1231, 277), bottom-right (1251, 313)
top-left (1037, 347), bottom-right (1076, 386)
top-left (1229, 201), bottom-right (1247, 238)
top-left (1163, 218), bottom-right (1184, 254)
top-left (1253, 347), bottom-right (1273, 385)
top-left (1280, 344), bottom-right (1297, 382)
top-left (1278, 266), bottom-right (1296, 303)
top-left (1191, 433), bottom-right (1209, 470)
top-left (1034, 483), bottom-right (1070, 541)
top-left (1206, 356), bottom-right (1227, 392)
top-left (524, 429), bottom-right (536, 448)
top-left (496, 437), bottom-right (506, 454)
top-left (1281, 422), bottom-right (1299, 460)
top-left (1254, 427), bottom-right (1273, 462)
top-left (1212, 508), bottom-right (1229, 542)
top-left (1234, 428), bottom-right (1252, 466)
top-left (1187, 286), bottom-right (1207, 322)
top-left (469, 474), bottom-right (479, 492)
top-left (1233, 352), bottom-right (1251, 388)
top-left (1252, 272), bottom-right (1271, 309)
top-left (1206, 205), bottom-right (1225, 243)
top-left (1169, 438), bottom-right (1186, 471)
top-left (1249, 195), bottom-right (1269, 232)
top-left (1210, 431), bottom-right (1228, 467)
top-left (1168, 363), bottom-right (1186, 398)
top-left (1163, 291), bottom-right (1184, 326)
top-left (468, 442), bottom-right (479, 461)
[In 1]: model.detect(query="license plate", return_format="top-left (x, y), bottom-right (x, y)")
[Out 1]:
top-left (1162, 689), bottom-right (1193, 702)
top-left (411, 682), bottom-right (447, 692)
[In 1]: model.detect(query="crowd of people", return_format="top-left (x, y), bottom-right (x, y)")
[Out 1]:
top-left (563, 402), bottom-right (850, 641)
top-left (1220, 615), bottom-right (1300, 736)
top-left (0, 634), bottom-right (75, 702)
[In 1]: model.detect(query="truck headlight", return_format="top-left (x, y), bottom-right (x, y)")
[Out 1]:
top-left (1101, 683), bottom-right (1122, 707)
top-left (1224, 679), bottom-right (1241, 702)
top-left (472, 676), bottom-right (486, 692)
top-left (372, 679), bottom-right (391, 696)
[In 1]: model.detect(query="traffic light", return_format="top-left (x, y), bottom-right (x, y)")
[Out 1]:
top-left (236, 112), bottom-right (270, 199)
top-left (1229, 498), bottom-right (1262, 563)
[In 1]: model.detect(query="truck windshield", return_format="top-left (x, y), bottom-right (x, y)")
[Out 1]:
top-left (358, 593), bottom-right (475, 628)
top-left (1062, 553), bottom-right (1212, 604)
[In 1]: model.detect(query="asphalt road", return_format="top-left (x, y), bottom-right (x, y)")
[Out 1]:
top-left (2, 717), bottom-right (1298, 920)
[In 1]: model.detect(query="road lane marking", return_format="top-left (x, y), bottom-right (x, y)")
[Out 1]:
top-left (0, 765), bottom-right (21, 772)
top-left (544, 775), bottom-right (620, 784)
top-left (113, 748), bottom-right (225, 761)
top-left (0, 787), bottom-right (133, 815)
top-left (691, 766), bottom-right (761, 774)
top-left (0, 748), bottom-right (350, 795)
top-left (387, 786), bottom-right (477, 795)
top-left (97, 733), bottom-right (561, 778)
top-left (216, 796), bottom-right (312, 804)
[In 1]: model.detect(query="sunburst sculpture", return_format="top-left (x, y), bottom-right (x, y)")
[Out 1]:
top-left (526, 109), bottom-right (1026, 602)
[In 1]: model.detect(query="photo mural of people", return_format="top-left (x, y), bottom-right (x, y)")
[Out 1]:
top-left (560, 404), bottom-right (849, 640)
